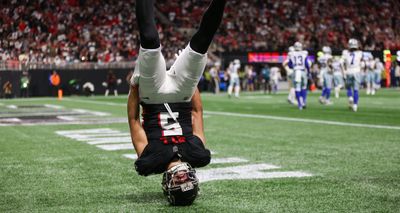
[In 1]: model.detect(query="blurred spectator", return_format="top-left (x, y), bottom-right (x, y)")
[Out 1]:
top-left (49, 70), bottom-right (61, 96)
top-left (0, 0), bottom-right (399, 69)
top-left (245, 65), bottom-right (255, 91)
top-left (3, 81), bottom-right (13, 98)
top-left (261, 65), bottom-right (271, 94)
top-left (105, 70), bottom-right (118, 96)
top-left (159, 0), bottom-right (400, 52)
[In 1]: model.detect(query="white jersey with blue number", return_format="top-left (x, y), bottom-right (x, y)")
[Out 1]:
top-left (332, 59), bottom-right (343, 76)
top-left (318, 54), bottom-right (332, 69)
top-left (289, 50), bottom-right (309, 71)
top-left (342, 50), bottom-right (363, 74)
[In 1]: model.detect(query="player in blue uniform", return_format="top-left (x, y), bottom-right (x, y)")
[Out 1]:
top-left (342, 39), bottom-right (364, 112)
top-left (288, 42), bottom-right (312, 110)
top-left (318, 46), bottom-right (334, 105)
top-left (128, 0), bottom-right (226, 205)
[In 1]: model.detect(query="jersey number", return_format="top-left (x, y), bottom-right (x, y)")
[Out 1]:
top-left (293, 56), bottom-right (303, 66)
top-left (350, 53), bottom-right (355, 65)
top-left (159, 112), bottom-right (183, 136)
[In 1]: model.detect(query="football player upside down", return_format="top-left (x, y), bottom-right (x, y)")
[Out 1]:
top-left (127, 0), bottom-right (227, 206)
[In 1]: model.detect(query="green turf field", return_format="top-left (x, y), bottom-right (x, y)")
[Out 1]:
top-left (1, 89), bottom-right (399, 212)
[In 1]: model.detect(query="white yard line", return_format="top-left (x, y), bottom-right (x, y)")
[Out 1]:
top-left (204, 111), bottom-right (400, 130)
top-left (61, 98), bottom-right (400, 130)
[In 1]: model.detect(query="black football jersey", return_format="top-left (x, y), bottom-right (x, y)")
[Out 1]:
top-left (141, 102), bottom-right (193, 141)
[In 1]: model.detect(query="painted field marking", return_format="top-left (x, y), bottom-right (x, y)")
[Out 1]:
top-left (123, 154), bottom-right (138, 160)
top-left (56, 128), bottom-right (133, 150)
top-left (56, 128), bottom-right (115, 135)
top-left (210, 157), bottom-right (248, 164)
top-left (66, 133), bottom-right (130, 139)
top-left (64, 98), bottom-right (126, 106)
top-left (60, 98), bottom-right (400, 130)
top-left (0, 118), bottom-right (21, 122)
top-left (72, 109), bottom-right (109, 116)
top-left (85, 137), bottom-right (131, 144)
top-left (204, 111), bottom-right (400, 130)
top-left (44, 104), bottom-right (64, 109)
top-left (57, 116), bottom-right (77, 121)
top-left (56, 128), bottom-right (313, 182)
top-left (96, 143), bottom-right (133, 151)
top-left (197, 164), bottom-right (313, 182)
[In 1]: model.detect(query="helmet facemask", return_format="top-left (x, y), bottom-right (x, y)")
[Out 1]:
top-left (162, 162), bottom-right (199, 206)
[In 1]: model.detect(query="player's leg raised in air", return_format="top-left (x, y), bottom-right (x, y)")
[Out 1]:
top-left (169, 0), bottom-right (227, 100)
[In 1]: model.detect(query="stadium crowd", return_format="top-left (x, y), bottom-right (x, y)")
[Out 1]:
top-left (160, 0), bottom-right (400, 52)
top-left (0, 0), bottom-right (399, 66)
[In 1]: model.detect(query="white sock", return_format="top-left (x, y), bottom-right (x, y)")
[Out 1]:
top-left (234, 86), bottom-right (240, 97)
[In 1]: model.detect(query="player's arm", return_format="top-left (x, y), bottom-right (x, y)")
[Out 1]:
top-left (328, 58), bottom-right (333, 70)
top-left (340, 58), bottom-right (347, 77)
top-left (191, 88), bottom-right (206, 144)
top-left (305, 56), bottom-right (312, 79)
top-left (127, 85), bottom-right (148, 157)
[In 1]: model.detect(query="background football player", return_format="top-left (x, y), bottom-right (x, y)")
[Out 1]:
top-left (318, 46), bottom-right (334, 105)
top-left (288, 41), bottom-right (311, 110)
top-left (283, 46), bottom-right (297, 104)
top-left (270, 65), bottom-right (281, 94)
top-left (342, 38), bottom-right (364, 112)
top-left (227, 59), bottom-right (241, 98)
top-left (332, 56), bottom-right (345, 99)
top-left (364, 53), bottom-right (376, 95)
top-left (127, 0), bottom-right (226, 206)
top-left (374, 57), bottom-right (384, 92)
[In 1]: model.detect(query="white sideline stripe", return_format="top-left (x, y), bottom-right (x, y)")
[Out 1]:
top-left (204, 111), bottom-right (400, 130)
top-left (7, 105), bottom-right (17, 109)
top-left (96, 143), bottom-right (133, 151)
top-left (210, 157), bottom-right (248, 164)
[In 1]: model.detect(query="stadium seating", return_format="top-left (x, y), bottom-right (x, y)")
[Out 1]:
top-left (0, 0), bottom-right (399, 66)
